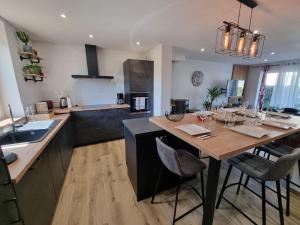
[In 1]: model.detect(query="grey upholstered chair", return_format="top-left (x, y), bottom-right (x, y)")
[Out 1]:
top-left (216, 148), bottom-right (300, 225)
top-left (151, 137), bottom-right (206, 225)
top-left (245, 142), bottom-right (300, 216)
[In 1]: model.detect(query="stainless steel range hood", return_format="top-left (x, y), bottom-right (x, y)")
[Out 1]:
top-left (72, 44), bottom-right (113, 79)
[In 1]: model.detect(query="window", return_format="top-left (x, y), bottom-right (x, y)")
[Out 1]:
top-left (263, 72), bottom-right (279, 109)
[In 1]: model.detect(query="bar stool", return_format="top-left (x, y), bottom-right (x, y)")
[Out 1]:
top-left (216, 148), bottom-right (300, 225)
top-left (151, 137), bottom-right (206, 225)
top-left (245, 142), bottom-right (300, 216)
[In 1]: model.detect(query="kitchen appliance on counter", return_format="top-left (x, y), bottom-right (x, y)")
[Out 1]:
top-left (127, 92), bottom-right (150, 113)
top-left (35, 102), bottom-right (49, 114)
top-left (117, 93), bottom-right (124, 104)
top-left (59, 97), bottom-right (68, 109)
top-left (171, 99), bottom-right (189, 114)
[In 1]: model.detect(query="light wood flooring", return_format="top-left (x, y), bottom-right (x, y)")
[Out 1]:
top-left (52, 140), bottom-right (300, 225)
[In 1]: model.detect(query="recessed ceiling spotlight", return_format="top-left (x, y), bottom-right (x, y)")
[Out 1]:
top-left (253, 30), bottom-right (259, 34)
top-left (270, 52), bottom-right (275, 55)
top-left (200, 48), bottom-right (205, 52)
top-left (60, 14), bottom-right (66, 19)
top-left (136, 41), bottom-right (141, 46)
top-left (264, 59), bottom-right (268, 62)
top-left (89, 34), bottom-right (94, 38)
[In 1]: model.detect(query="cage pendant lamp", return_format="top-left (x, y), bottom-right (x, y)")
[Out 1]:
top-left (215, 0), bottom-right (265, 59)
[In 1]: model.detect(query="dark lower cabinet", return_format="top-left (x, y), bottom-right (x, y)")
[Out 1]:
top-left (47, 137), bottom-right (65, 197)
top-left (15, 151), bottom-right (56, 225)
top-left (72, 108), bottom-right (131, 146)
top-left (3, 118), bottom-right (74, 225)
top-left (58, 119), bottom-right (74, 172)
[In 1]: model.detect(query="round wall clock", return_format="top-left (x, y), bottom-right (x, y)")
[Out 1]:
top-left (191, 71), bottom-right (204, 87)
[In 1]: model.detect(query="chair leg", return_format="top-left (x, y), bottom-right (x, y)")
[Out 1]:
top-left (236, 172), bottom-right (244, 195)
top-left (298, 160), bottom-right (300, 178)
top-left (262, 181), bottom-right (266, 225)
top-left (267, 153), bottom-right (271, 160)
top-left (200, 171), bottom-right (205, 199)
top-left (216, 165), bottom-right (232, 209)
top-left (151, 167), bottom-right (164, 204)
top-left (172, 181), bottom-right (181, 225)
top-left (276, 180), bottom-right (285, 225)
top-left (244, 175), bottom-right (250, 187)
top-left (286, 175), bottom-right (290, 216)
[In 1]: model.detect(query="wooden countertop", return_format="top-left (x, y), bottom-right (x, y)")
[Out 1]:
top-left (53, 104), bottom-right (130, 114)
top-left (150, 113), bottom-right (300, 160)
top-left (2, 114), bottom-right (70, 183)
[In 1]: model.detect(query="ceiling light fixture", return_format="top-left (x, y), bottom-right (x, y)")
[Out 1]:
top-left (201, 48), bottom-right (205, 52)
top-left (264, 59), bottom-right (268, 62)
top-left (89, 34), bottom-right (94, 38)
top-left (60, 14), bottom-right (66, 19)
top-left (215, 0), bottom-right (265, 59)
top-left (270, 52), bottom-right (275, 55)
top-left (136, 41), bottom-right (141, 46)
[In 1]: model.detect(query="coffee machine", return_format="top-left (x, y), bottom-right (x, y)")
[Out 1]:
top-left (117, 93), bottom-right (124, 104)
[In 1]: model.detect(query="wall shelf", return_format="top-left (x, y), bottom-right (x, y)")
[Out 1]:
top-left (18, 51), bottom-right (43, 63)
top-left (23, 74), bottom-right (46, 82)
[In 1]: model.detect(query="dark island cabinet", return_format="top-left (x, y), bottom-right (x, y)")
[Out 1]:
top-left (72, 108), bottom-right (130, 146)
top-left (12, 118), bottom-right (74, 225)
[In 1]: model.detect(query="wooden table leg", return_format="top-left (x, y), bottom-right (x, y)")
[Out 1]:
top-left (202, 157), bottom-right (221, 225)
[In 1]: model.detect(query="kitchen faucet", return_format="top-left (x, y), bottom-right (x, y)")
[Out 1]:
top-left (8, 104), bottom-right (16, 133)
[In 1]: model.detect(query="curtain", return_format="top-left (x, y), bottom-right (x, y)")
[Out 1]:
top-left (270, 64), bottom-right (300, 108)
top-left (257, 65), bottom-right (269, 110)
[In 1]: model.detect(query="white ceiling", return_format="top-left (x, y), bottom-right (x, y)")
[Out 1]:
top-left (1, 0), bottom-right (300, 65)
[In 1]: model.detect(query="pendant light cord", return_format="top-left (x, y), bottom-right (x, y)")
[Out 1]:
top-left (237, 2), bottom-right (241, 25)
top-left (248, 8), bottom-right (253, 31)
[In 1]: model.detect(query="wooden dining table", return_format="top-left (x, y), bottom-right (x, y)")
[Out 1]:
top-left (149, 113), bottom-right (300, 225)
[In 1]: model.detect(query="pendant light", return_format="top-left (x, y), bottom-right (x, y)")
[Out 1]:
top-left (215, 0), bottom-right (265, 59)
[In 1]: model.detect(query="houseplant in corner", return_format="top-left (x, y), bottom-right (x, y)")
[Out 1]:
top-left (16, 31), bottom-right (32, 52)
top-left (203, 86), bottom-right (222, 110)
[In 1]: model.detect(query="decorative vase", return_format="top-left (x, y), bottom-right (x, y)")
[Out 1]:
top-left (23, 45), bottom-right (32, 53)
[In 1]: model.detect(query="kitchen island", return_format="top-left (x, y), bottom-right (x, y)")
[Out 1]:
top-left (123, 118), bottom-right (200, 201)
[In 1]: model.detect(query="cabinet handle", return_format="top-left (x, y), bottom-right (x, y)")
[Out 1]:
top-left (6, 197), bottom-right (23, 224)
top-left (3, 179), bottom-right (12, 185)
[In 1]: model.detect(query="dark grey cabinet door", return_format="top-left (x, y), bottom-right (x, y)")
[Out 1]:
top-left (46, 137), bottom-right (65, 198)
top-left (72, 108), bottom-right (130, 146)
top-left (15, 150), bottom-right (56, 225)
top-left (58, 119), bottom-right (73, 172)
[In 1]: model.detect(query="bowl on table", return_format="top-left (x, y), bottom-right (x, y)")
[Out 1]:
top-left (165, 111), bottom-right (185, 122)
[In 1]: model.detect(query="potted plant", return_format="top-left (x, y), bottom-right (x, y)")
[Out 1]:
top-left (23, 64), bottom-right (32, 74)
top-left (16, 31), bottom-right (32, 52)
top-left (31, 64), bottom-right (42, 74)
top-left (203, 86), bottom-right (222, 110)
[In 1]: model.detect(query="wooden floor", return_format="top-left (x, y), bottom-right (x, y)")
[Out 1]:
top-left (52, 140), bottom-right (300, 225)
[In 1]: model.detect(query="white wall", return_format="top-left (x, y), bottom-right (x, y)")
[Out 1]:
top-left (4, 20), bottom-right (43, 107)
top-left (33, 42), bottom-right (144, 106)
top-left (0, 19), bottom-right (25, 117)
top-left (172, 59), bottom-right (233, 110)
top-left (244, 66), bottom-right (263, 108)
top-left (146, 44), bottom-right (172, 116)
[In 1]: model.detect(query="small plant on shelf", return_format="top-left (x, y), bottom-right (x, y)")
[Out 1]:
top-left (23, 63), bottom-right (42, 75)
top-left (16, 31), bottom-right (32, 53)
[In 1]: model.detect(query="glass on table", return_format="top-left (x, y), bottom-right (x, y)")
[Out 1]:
top-left (197, 111), bottom-right (208, 126)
